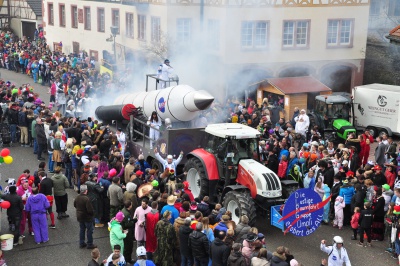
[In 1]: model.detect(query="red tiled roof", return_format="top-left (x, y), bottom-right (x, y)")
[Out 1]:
top-left (266, 76), bottom-right (331, 95)
top-left (389, 25), bottom-right (400, 37)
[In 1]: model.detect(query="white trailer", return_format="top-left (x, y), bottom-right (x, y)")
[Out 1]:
top-left (352, 84), bottom-right (400, 137)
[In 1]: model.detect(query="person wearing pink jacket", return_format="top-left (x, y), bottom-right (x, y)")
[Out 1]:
top-left (17, 179), bottom-right (33, 237)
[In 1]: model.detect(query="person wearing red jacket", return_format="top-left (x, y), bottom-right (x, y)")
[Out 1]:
top-left (145, 201), bottom-right (160, 260)
top-left (16, 169), bottom-right (35, 187)
top-left (182, 181), bottom-right (194, 202)
top-left (278, 155), bottom-right (288, 179)
top-left (361, 131), bottom-right (374, 167)
top-left (385, 163), bottom-right (396, 189)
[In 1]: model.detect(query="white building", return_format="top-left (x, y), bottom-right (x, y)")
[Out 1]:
top-left (42, 0), bottom-right (370, 99)
top-left (0, 0), bottom-right (43, 39)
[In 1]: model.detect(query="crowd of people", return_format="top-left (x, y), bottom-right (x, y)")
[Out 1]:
top-left (1, 28), bottom-right (400, 266)
top-left (223, 97), bottom-right (400, 265)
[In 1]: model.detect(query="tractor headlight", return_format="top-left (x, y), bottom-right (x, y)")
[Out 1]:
top-left (277, 191), bottom-right (282, 197)
top-left (262, 191), bottom-right (271, 197)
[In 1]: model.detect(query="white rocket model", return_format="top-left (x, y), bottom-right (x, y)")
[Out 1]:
top-left (113, 85), bottom-right (214, 122)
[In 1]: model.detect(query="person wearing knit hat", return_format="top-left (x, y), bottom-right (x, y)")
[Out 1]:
top-left (382, 184), bottom-right (391, 191)
top-left (151, 180), bottom-right (159, 188)
top-left (346, 171), bottom-right (354, 178)
top-left (393, 205), bottom-right (400, 215)
top-left (382, 184), bottom-right (393, 214)
top-left (109, 211), bottom-right (127, 254)
top-left (310, 153), bottom-right (318, 161)
top-left (183, 181), bottom-right (195, 202)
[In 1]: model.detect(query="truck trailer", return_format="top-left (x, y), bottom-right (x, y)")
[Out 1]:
top-left (353, 83), bottom-right (400, 137)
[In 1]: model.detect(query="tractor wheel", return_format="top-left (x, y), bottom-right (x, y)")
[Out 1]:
top-left (223, 191), bottom-right (257, 226)
top-left (151, 159), bottom-right (163, 173)
top-left (185, 157), bottom-right (209, 199)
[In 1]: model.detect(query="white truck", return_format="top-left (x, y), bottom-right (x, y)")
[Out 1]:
top-left (353, 84), bottom-right (400, 137)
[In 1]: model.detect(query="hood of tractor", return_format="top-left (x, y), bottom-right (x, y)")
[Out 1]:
top-left (237, 159), bottom-right (282, 199)
top-left (333, 119), bottom-right (356, 139)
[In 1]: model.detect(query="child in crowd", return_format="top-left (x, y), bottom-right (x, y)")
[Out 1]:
top-left (351, 207), bottom-right (360, 240)
top-left (333, 196), bottom-right (345, 230)
top-left (277, 155), bottom-right (288, 179)
top-left (358, 202), bottom-right (373, 247)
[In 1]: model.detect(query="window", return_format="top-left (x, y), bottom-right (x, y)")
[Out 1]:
top-left (370, 0), bottom-right (380, 16)
top-left (126, 13), bottom-right (134, 38)
top-left (48, 3), bottom-right (54, 26)
top-left (176, 18), bottom-right (191, 43)
top-left (97, 8), bottom-right (105, 32)
top-left (84, 7), bottom-right (91, 30)
top-left (327, 19), bottom-right (353, 47)
top-left (59, 4), bottom-right (65, 27)
top-left (389, 0), bottom-right (400, 16)
top-left (282, 20), bottom-right (310, 48)
top-left (241, 21), bottom-right (268, 49)
top-left (138, 15), bottom-right (146, 41)
top-left (71, 5), bottom-right (78, 28)
top-left (208, 20), bottom-right (220, 50)
top-left (112, 9), bottom-right (120, 34)
top-left (151, 17), bottom-right (161, 43)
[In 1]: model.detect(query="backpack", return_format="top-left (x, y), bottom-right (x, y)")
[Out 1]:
top-left (62, 150), bottom-right (71, 163)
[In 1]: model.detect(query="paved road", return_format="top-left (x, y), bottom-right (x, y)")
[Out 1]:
top-left (0, 68), bottom-right (395, 265)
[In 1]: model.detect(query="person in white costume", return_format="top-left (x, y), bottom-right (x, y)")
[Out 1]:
top-left (147, 111), bottom-right (162, 149)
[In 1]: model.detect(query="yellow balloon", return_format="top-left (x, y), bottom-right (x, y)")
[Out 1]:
top-left (4, 156), bottom-right (13, 164)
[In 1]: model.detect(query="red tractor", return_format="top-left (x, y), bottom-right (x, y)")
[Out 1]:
top-left (185, 123), bottom-right (298, 225)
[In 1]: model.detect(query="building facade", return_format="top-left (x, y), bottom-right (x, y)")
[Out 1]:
top-left (41, 0), bottom-right (370, 99)
top-left (0, 0), bottom-right (43, 39)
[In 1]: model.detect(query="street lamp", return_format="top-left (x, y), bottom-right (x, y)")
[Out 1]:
top-left (110, 26), bottom-right (119, 66)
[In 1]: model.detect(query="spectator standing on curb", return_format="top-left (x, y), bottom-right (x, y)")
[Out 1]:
top-left (74, 184), bottom-right (97, 249)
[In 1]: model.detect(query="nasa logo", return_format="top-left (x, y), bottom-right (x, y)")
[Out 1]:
top-left (158, 97), bottom-right (166, 113)
top-left (332, 255), bottom-right (337, 261)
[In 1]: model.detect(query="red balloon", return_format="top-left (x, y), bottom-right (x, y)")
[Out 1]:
top-left (0, 201), bottom-right (10, 209)
top-left (0, 148), bottom-right (10, 157)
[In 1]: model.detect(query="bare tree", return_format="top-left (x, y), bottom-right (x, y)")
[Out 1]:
top-left (141, 31), bottom-right (174, 62)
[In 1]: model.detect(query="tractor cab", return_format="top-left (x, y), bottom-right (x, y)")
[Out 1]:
top-left (311, 93), bottom-right (356, 140)
top-left (314, 94), bottom-right (351, 122)
top-left (204, 134), bottom-right (259, 165)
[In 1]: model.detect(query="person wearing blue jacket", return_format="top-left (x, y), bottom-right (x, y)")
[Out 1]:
top-left (278, 143), bottom-right (289, 161)
top-left (286, 151), bottom-right (299, 176)
top-left (303, 169), bottom-right (316, 189)
top-left (31, 61), bottom-right (39, 83)
top-left (214, 215), bottom-right (230, 233)
top-left (339, 180), bottom-right (355, 226)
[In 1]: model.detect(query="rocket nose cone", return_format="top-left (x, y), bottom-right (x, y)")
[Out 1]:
top-left (194, 91), bottom-right (214, 110)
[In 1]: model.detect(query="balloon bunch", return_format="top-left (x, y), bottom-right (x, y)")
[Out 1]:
top-left (0, 148), bottom-right (13, 164)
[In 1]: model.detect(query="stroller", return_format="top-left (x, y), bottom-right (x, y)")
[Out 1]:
top-left (0, 124), bottom-right (11, 147)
